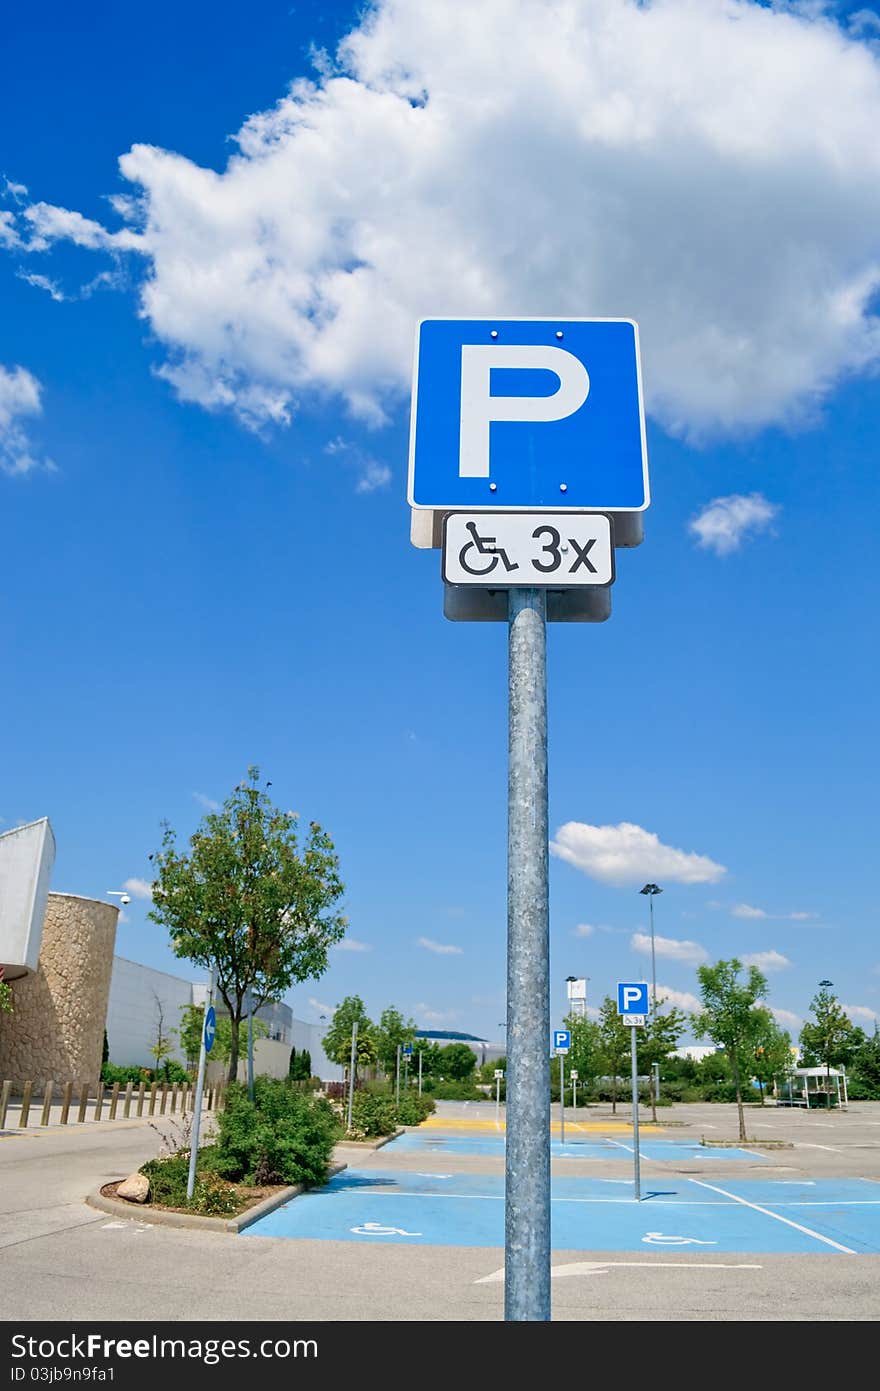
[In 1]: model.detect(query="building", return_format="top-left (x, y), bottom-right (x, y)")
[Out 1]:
top-left (414, 1029), bottom-right (505, 1068)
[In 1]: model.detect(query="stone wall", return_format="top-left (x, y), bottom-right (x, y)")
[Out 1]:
top-left (0, 893), bottom-right (118, 1088)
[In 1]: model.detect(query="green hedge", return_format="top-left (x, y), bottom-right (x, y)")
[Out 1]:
top-left (213, 1078), bottom-right (340, 1186)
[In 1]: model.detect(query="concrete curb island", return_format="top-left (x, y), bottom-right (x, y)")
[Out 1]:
top-left (86, 1161), bottom-right (348, 1234)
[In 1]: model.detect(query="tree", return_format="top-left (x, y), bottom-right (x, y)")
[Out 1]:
top-left (148, 991), bottom-right (176, 1072)
top-left (800, 983), bottom-right (856, 1107)
top-left (639, 1008), bottom-right (687, 1122)
top-left (323, 996), bottom-right (377, 1081)
top-left (694, 959), bottom-right (768, 1141)
top-left (850, 1027), bottom-right (880, 1099)
top-left (375, 1007), bottom-right (416, 1081)
top-left (288, 1047), bottom-right (313, 1081)
top-left (176, 1003), bottom-right (267, 1072)
top-left (0, 966), bottom-right (13, 1016)
top-left (597, 997), bottom-right (631, 1115)
top-left (438, 1042), bottom-right (477, 1080)
top-left (149, 767), bottom-right (346, 1083)
top-left (751, 1010), bottom-right (793, 1104)
top-left (564, 1015), bottom-right (601, 1088)
top-left (415, 1041), bottom-right (444, 1078)
top-left (479, 1056), bottom-right (506, 1084)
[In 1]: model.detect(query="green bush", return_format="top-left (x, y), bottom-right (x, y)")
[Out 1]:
top-left (101, 1063), bottom-right (152, 1085)
top-left (427, 1081), bottom-right (485, 1101)
top-left (139, 1149), bottom-right (239, 1216)
top-left (395, 1092), bottom-right (436, 1125)
top-left (348, 1090), bottom-right (399, 1137)
top-left (213, 1078), bottom-right (340, 1185)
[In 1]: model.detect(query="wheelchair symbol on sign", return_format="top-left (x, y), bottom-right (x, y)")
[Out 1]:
top-left (641, 1232), bottom-right (717, 1246)
top-left (458, 520), bottom-right (520, 576)
top-left (350, 1221), bottom-right (423, 1237)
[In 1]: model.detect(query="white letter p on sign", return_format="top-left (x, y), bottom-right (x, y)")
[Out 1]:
top-left (458, 345), bottom-right (590, 479)
top-left (622, 986), bottom-right (642, 1010)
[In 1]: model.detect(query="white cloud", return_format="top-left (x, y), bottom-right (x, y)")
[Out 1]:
top-left (742, 949), bottom-right (791, 972)
top-left (732, 903), bottom-right (768, 919)
top-left (122, 877), bottom-right (153, 900)
top-left (117, 910), bottom-right (130, 925)
top-left (787, 911), bottom-right (817, 922)
top-left (415, 1003), bottom-right (461, 1024)
top-left (9, 1), bottom-right (880, 440)
top-left (842, 1003), bottom-right (879, 1026)
top-left (417, 936), bottom-right (463, 956)
top-left (551, 820), bottom-right (726, 887)
top-left (572, 923), bottom-right (596, 938)
top-left (632, 931), bottom-right (708, 965)
top-left (771, 1006), bottom-right (801, 1030)
top-left (308, 996), bottom-right (334, 1017)
top-left (333, 937), bottom-right (372, 952)
top-left (0, 364), bottom-right (52, 477)
top-left (0, 211), bottom-right (20, 249)
top-left (689, 493), bottom-right (780, 555)
top-left (192, 791), bottom-right (220, 812)
top-left (656, 985), bottom-right (701, 1013)
top-left (733, 903), bottom-right (817, 921)
top-left (18, 271), bottom-right (66, 302)
top-left (354, 461), bottom-right (392, 494)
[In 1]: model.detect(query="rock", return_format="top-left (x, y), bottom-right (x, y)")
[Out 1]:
top-left (116, 1172), bottom-right (150, 1203)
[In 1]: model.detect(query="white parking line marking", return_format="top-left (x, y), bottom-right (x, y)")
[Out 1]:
top-left (475, 1261), bottom-right (762, 1284)
top-left (801, 1143), bottom-right (843, 1153)
top-left (689, 1179), bottom-right (857, 1254)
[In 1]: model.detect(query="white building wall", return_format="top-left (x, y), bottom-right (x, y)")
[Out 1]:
top-left (290, 1018), bottom-right (343, 1082)
top-left (105, 956), bottom-right (198, 1068)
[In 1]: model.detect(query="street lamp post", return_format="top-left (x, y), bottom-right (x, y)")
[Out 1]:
top-left (639, 884), bottom-right (663, 1016)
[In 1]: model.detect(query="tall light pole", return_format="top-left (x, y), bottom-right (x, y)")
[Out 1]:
top-left (639, 884), bottom-right (662, 1016)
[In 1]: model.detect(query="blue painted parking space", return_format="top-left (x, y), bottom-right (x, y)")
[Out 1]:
top-left (385, 1131), bottom-right (767, 1163)
top-left (242, 1169), bottom-right (880, 1254)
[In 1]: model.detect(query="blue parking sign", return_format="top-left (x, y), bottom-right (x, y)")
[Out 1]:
top-left (553, 1029), bottom-right (571, 1053)
top-left (408, 318), bottom-right (648, 512)
top-left (617, 982), bottom-right (649, 1016)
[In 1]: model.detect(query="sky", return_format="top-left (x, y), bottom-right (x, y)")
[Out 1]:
top-left (1, 0), bottom-right (879, 1048)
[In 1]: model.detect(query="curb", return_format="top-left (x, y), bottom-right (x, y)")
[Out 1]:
top-left (333, 1128), bottom-right (404, 1152)
top-left (85, 1162), bottom-right (347, 1233)
top-left (701, 1138), bottom-right (793, 1149)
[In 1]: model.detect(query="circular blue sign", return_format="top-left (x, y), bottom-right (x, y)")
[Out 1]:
top-left (204, 1005), bottom-right (216, 1054)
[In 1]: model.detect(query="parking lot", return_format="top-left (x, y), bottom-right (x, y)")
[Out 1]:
top-left (2, 1100), bottom-right (879, 1320)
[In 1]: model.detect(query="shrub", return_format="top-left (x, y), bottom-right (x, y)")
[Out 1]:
top-left (139, 1149), bottom-right (240, 1216)
top-left (214, 1079), bottom-right (340, 1185)
top-left (427, 1081), bottom-right (485, 1101)
top-left (348, 1090), bottom-right (398, 1138)
top-left (101, 1063), bottom-right (154, 1085)
top-left (395, 1092), bottom-right (436, 1125)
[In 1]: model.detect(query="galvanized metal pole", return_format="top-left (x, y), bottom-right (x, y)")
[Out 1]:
top-left (247, 987), bottom-right (255, 1102)
top-left (560, 1051), bottom-right (565, 1146)
top-left (505, 587), bottom-right (550, 1322)
top-left (418, 1049), bottom-right (423, 1096)
top-left (630, 1025), bottom-right (642, 1202)
top-left (346, 1020), bottom-right (358, 1132)
top-left (496, 1073), bottom-right (501, 1125)
top-left (186, 969), bottom-right (214, 1202)
top-left (396, 1044), bottom-right (401, 1108)
top-left (649, 896), bottom-right (657, 1018)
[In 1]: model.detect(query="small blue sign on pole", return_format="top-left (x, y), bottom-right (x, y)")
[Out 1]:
top-left (616, 982), bottom-right (649, 1017)
top-left (403, 1044), bottom-right (413, 1058)
top-left (409, 318), bottom-right (648, 513)
top-left (553, 1029), bottom-right (571, 1054)
top-left (203, 1005), bottom-right (216, 1054)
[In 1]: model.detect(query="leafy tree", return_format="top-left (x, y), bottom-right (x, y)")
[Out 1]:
top-left (597, 997), bottom-right (631, 1115)
top-left (694, 959), bottom-right (768, 1141)
top-left (800, 983), bottom-right (856, 1107)
top-left (751, 1010), bottom-right (793, 1104)
top-left (176, 1003), bottom-right (267, 1072)
top-left (375, 1006), bottom-right (416, 1081)
top-left (323, 996), bottom-right (377, 1081)
top-left (414, 1041), bottom-right (444, 1078)
top-left (288, 1047), bottom-right (312, 1081)
top-left (149, 767), bottom-right (346, 1083)
top-left (102, 1029), bottom-right (110, 1065)
top-left (563, 1015), bottom-right (602, 1095)
top-left (639, 1008), bottom-right (687, 1121)
top-left (850, 1027), bottom-right (880, 1099)
top-left (437, 1042), bottom-right (477, 1080)
top-left (0, 965), bottom-right (13, 1015)
top-left (479, 1056), bottom-right (506, 1084)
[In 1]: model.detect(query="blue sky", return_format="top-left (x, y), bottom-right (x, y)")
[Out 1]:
top-left (2, 0), bottom-right (879, 1046)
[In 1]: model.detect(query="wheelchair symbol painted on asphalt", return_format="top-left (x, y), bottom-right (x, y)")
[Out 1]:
top-left (350, 1221), bottom-right (423, 1237)
top-left (642, 1232), bottom-right (717, 1246)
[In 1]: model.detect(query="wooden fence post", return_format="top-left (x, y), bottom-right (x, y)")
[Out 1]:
top-left (137, 1081), bottom-right (145, 1117)
top-left (159, 1084), bottom-right (168, 1115)
top-left (40, 1080), bottom-right (54, 1127)
top-left (77, 1084), bottom-right (89, 1123)
top-left (19, 1081), bottom-right (33, 1127)
top-left (0, 1079), bottom-right (12, 1128)
top-left (170, 1083), bottom-right (178, 1114)
top-left (60, 1082), bottom-right (73, 1125)
top-left (108, 1082), bottom-right (121, 1120)
top-left (148, 1083), bottom-right (158, 1115)
top-left (93, 1083), bottom-right (105, 1121)
top-left (123, 1082), bottom-right (133, 1119)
